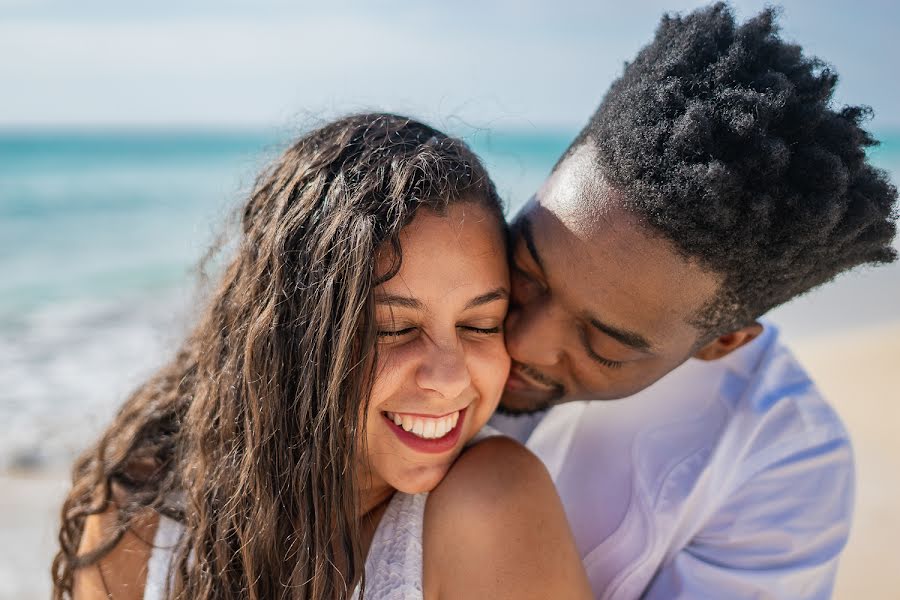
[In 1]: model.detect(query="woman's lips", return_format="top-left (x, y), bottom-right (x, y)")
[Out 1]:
top-left (382, 407), bottom-right (467, 454)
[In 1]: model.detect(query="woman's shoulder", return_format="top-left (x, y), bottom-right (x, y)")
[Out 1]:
top-left (427, 435), bottom-right (551, 515)
top-left (72, 487), bottom-right (160, 600)
top-left (422, 436), bottom-right (592, 599)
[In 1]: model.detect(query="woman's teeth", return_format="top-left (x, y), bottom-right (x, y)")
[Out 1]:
top-left (384, 410), bottom-right (460, 439)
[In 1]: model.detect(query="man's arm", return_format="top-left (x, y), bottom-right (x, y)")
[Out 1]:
top-left (644, 434), bottom-right (854, 600)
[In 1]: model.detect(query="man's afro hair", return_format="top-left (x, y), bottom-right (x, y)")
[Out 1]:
top-left (572, 3), bottom-right (897, 332)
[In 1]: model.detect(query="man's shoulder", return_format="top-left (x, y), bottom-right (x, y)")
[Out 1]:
top-left (716, 322), bottom-right (850, 453)
top-left (491, 324), bottom-right (854, 594)
top-left (497, 322), bottom-right (851, 493)
top-left (633, 321), bottom-right (848, 448)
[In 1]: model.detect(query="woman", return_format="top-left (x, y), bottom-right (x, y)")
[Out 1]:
top-left (53, 114), bottom-right (591, 599)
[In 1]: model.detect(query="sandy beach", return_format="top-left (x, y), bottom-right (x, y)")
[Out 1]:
top-left (3, 321), bottom-right (898, 599)
top-left (790, 321), bottom-right (900, 599)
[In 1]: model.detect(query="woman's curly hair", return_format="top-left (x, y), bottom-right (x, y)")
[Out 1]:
top-left (569, 2), bottom-right (898, 333)
top-left (52, 113), bottom-right (502, 600)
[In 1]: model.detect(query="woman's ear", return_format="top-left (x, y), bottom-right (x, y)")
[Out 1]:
top-left (693, 322), bottom-right (764, 361)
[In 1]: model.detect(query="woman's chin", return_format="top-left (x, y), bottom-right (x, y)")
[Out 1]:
top-left (389, 464), bottom-right (452, 495)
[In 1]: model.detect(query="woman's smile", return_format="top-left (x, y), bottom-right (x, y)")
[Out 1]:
top-left (381, 407), bottom-right (468, 453)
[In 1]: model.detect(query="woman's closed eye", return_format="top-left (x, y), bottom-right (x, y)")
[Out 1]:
top-left (378, 326), bottom-right (416, 339)
top-left (377, 324), bottom-right (503, 340)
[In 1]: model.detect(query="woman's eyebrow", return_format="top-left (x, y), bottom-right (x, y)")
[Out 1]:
top-left (375, 294), bottom-right (423, 310)
top-left (465, 287), bottom-right (509, 310)
top-left (375, 289), bottom-right (508, 311)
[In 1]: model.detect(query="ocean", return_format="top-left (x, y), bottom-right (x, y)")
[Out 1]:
top-left (1, 128), bottom-right (898, 472)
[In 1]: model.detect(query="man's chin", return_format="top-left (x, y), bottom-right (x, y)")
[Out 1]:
top-left (497, 389), bottom-right (561, 415)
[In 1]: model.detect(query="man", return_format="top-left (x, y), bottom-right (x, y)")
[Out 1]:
top-left (490, 4), bottom-right (898, 599)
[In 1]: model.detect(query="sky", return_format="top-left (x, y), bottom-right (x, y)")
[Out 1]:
top-left (1, 0), bottom-right (898, 131)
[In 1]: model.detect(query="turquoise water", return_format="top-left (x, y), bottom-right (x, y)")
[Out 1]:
top-left (0, 128), bottom-right (897, 471)
top-left (0, 129), bottom-right (572, 319)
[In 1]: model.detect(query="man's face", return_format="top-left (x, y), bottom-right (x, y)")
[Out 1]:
top-left (501, 145), bottom-right (723, 413)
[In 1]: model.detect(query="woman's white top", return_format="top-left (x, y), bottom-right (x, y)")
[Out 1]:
top-left (355, 491), bottom-right (427, 599)
top-left (143, 427), bottom-right (499, 600)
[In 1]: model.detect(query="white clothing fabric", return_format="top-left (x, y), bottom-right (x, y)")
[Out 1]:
top-left (490, 322), bottom-right (854, 600)
top-left (143, 515), bottom-right (181, 600)
top-left (360, 491), bottom-right (427, 599)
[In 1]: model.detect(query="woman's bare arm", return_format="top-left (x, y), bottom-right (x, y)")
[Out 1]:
top-left (423, 436), bottom-right (592, 600)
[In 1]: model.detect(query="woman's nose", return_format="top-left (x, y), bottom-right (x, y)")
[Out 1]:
top-left (415, 339), bottom-right (472, 400)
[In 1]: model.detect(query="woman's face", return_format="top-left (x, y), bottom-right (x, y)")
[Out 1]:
top-left (362, 202), bottom-right (510, 496)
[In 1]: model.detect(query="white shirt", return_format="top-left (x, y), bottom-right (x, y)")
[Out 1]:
top-left (490, 323), bottom-right (854, 600)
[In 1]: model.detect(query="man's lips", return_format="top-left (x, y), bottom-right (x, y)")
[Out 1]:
top-left (505, 363), bottom-right (559, 393)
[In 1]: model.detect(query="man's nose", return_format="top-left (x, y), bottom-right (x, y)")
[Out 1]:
top-left (505, 296), bottom-right (565, 367)
top-left (415, 338), bottom-right (472, 400)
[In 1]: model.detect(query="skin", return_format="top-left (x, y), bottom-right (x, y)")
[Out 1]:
top-left (73, 501), bottom-right (158, 600)
top-left (74, 202), bottom-right (592, 599)
top-left (424, 436), bottom-right (592, 599)
top-left (501, 143), bottom-right (762, 413)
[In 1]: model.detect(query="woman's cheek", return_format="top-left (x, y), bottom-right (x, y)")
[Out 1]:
top-left (470, 337), bottom-right (511, 404)
top-left (369, 342), bottom-right (418, 401)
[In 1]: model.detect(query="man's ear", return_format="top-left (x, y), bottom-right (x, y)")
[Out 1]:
top-left (693, 322), bottom-right (764, 361)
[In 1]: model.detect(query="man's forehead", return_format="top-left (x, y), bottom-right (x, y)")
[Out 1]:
top-left (523, 162), bottom-right (721, 341)
top-left (537, 143), bottom-right (617, 236)
top-left (526, 201), bottom-right (685, 292)
top-left (534, 144), bottom-right (692, 271)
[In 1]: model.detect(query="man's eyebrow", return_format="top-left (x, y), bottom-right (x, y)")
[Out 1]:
top-left (516, 216), bottom-right (545, 271)
top-left (375, 294), bottom-right (423, 310)
top-left (465, 287), bottom-right (509, 310)
top-left (589, 317), bottom-right (653, 353)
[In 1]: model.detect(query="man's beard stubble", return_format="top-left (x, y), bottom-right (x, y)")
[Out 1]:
top-left (496, 361), bottom-right (565, 415)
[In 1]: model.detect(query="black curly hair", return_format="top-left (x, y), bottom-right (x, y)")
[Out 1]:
top-left (568, 3), bottom-right (898, 334)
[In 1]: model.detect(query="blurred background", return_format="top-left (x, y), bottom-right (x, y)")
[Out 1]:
top-left (1, 1), bottom-right (897, 598)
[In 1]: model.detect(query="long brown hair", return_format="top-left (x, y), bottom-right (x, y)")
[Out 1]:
top-left (52, 113), bottom-right (503, 599)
